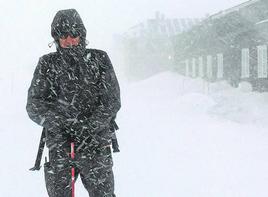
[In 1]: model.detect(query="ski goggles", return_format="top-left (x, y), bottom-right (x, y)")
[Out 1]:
top-left (59, 35), bottom-right (80, 48)
top-left (58, 29), bottom-right (81, 39)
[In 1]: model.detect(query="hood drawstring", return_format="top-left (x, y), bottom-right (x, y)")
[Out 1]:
top-left (48, 41), bottom-right (56, 48)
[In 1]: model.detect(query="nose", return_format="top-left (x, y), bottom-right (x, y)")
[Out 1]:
top-left (59, 35), bottom-right (80, 48)
top-left (66, 36), bottom-right (74, 44)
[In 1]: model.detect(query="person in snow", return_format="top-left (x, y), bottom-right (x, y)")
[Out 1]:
top-left (26, 9), bottom-right (121, 197)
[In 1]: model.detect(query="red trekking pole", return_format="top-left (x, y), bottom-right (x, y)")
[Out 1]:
top-left (71, 142), bottom-right (75, 197)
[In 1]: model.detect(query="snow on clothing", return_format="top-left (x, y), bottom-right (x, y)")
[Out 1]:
top-left (45, 142), bottom-right (115, 197)
top-left (26, 49), bottom-right (121, 150)
top-left (26, 9), bottom-right (120, 197)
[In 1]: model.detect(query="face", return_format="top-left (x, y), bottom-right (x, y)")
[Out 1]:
top-left (59, 35), bottom-right (80, 48)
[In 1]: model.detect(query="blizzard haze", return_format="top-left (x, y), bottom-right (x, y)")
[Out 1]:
top-left (1, 0), bottom-right (267, 197)
top-left (1, 0), bottom-right (247, 70)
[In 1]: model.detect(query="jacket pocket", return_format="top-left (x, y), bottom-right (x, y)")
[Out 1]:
top-left (45, 127), bottom-right (66, 149)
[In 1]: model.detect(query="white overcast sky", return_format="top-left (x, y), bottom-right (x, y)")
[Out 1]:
top-left (0, 0), bottom-right (248, 68)
top-left (1, 0), bottom-right (248, 36)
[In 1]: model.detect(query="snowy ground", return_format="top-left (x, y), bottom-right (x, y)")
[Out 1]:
top-left (0, 71), bottom-right (268, 196)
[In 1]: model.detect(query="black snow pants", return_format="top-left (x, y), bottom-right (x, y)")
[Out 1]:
top-left (44, 141), bottom-right (116, 197)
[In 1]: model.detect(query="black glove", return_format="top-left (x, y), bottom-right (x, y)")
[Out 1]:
top-left (67, 118), bottom-right (104, 150)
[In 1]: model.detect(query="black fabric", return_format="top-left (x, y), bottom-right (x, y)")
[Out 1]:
top-left (27, 9), bottom-right (120, 197)
top-left (51, 9), bottom-right (86, 41)
top-left (51, 9), bottom-right (87, 59)
top-left (26, 48), bottom-right (121, 151)
top-left (44, 143), bottom-right (115, 197)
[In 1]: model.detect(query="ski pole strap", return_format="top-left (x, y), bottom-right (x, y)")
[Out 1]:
top-left (112, 138), bottom-right (120, 152)
top-left (29, 128), bottom-right (46, 171)
top-left (110, 119), bottom-right (119, 131)
top-left (110, 119), bottom-right (120, 153)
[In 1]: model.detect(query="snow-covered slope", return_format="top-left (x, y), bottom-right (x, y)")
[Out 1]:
top-left (0, 71), bottom-right (268, 196)
top-left (116, 72), bottom-right (268, 197)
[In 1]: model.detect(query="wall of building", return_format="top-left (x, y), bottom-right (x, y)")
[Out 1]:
top-left (174, 0), bottom-right (268, 91)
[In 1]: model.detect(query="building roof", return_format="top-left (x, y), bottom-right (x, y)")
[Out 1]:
top-left (209, 0), bottom-right (261, 20)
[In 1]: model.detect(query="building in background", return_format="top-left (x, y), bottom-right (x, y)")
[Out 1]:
top-left (125, 11), bottom-right (201, 38)
top-left (173, 0), bottom-right (268, 91)
top-left (114, 12), bottom-right (202, 81)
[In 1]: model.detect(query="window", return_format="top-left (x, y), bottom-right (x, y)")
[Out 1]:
top-left (241, 48), bottom-right (250, 78)
top-left (198, 57), bottom-right (204, 78)
top-left (192, 58), bottom-right (196, 77)
top-left (185, 59), bottom-right (189, 77)
top-left (217, 53), bottom-right (224, 79)
top-left (257, 45), bottom-right (267, 78)
top-left (207, 55), bottom-right (213, 78)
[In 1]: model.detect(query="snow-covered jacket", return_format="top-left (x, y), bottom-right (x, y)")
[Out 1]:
top-left (26, 49), bottom-right (121, 149)
top-left (26, 9), bottom-right (121, 150)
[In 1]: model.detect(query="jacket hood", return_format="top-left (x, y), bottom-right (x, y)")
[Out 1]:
top-left (51, 9), bottom-right (87, 40)
top-left (51, 9), bottom-right (87, 59)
